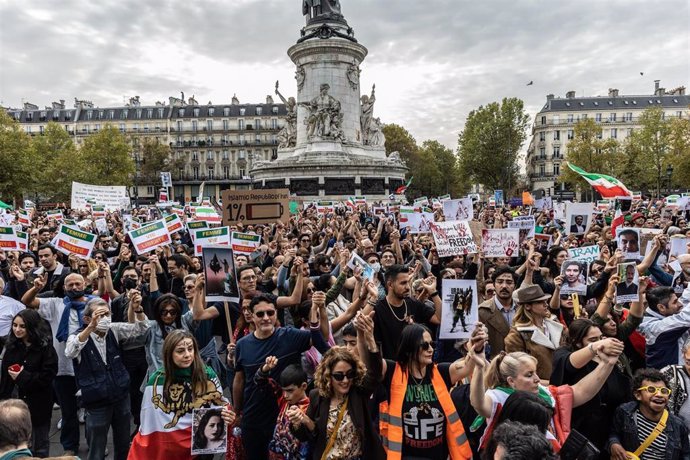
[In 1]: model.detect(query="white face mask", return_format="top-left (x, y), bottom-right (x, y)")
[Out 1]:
top-left (96, 316), bottom-right (111, 333)
top-left (370, 262), bottom-right (381, 273)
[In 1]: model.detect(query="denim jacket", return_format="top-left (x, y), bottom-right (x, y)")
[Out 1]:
top-left (608, 401), bottom-right (690, 460)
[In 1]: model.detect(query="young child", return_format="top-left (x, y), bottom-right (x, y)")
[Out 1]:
top-left (255, 356), bottom-right (310, 460)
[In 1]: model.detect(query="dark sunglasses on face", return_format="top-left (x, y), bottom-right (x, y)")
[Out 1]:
top-left (254, 310), bottom-right (276, 318)
top-left (486, 289), bottom-right (495, 295)
top-left (419, 341), bottom-right (435, 351)
top-left (331, 369), bottom-right (357, 381)
top-left (161, 309), bottom-right (178, 317)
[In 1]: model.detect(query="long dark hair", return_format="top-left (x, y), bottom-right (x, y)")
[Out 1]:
top-left (545, 246), bottom-right (566, 278)
top-left (193, 408), bottom-right (224, 449)
top-left (395, 324), bottom-right (434, 377)
top-left (6, 310), bottom-right (51, 350)
top-left (565, 319), bottom-right (599, 351)
top-left (153, 294), bottom-right (183, 338)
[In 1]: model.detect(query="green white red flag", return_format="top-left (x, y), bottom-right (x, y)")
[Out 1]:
top-left (54, 224), bottom-right (96, 258)
top-left (567, 163), bottom-right (632, 198)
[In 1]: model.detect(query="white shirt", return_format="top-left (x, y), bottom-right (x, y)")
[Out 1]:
top-left (38, 297), bottom-right (81, 376)
top-left (0, 295), bottom-right (25, 336)
top-left (65, 320), bottom-right (149, 363)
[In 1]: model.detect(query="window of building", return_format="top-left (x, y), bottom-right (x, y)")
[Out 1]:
top-left (192, 121), bottom-right (198, 132)
top-left (256, 107), bottom-right (262, 116)
top-left (223, 120), bottom-right (229, 130)
top-left (255, 119), bottom-right (261, 129)
top-left (539, 147), bottom-right (545, 158)
top-left (240, 108), bottom-right (246, 116)
top-left (136, 109), bottom-right (142, 119)
top-left (39, 125), bottom-right (45, 134)
top-left (567, 114), bottom-right (574, 123)
top-left (541, 116), bottom-right (546, 125)
top-left (176, 121), bottom-right (182, 131)
top-left (207, 120), bottom-right (213, 131)
top-left (223, 166), bottom-right (230, 179)
top-left (178, 167), bottom-right (184, 178)
top-left (108, 110), bottom-right (114, 119)
top-left (133, 123), bottom-right (138, 131)
top-left (222, 150), bottom-right (229, 160)
top-left (95, 124), bottom-right (101, 131)
top-left (239, 150), bottom-right (246, 159)
top-left (158, 108), bottom-right (165, 118)
top-left (206, 150), bottom-right (213, 161)
top-left (119, 123), bottom-right (125, 133)
top-left (223, 107), bottom-right (230, 116)
top-left (193, 167), bottom-right (199, 180)
top-left (192, 108), bottom-right (199, 117)
top-left (553, 130), bottom-right (560, 141)
top-left (26, 126), bottom-right (32, 134)
top-left (539, 131), bottom-right (546, 141)
top-left (271, 119), bottom-right (277, 129)
top-left (86, 110), bottom-right (93, 120)
top-left (207, 166), bottom-right (214, 179)
top-left (554, 163), bottom-right (560, 176)
top-left (611, 128), bottom-right (617, 139)
top-left (178, 108), bottom-right (185, 117)
top-left (553, 146), bottom-right (560, 158)
top-left (596, 130), bottom-right (603, 139)
top-left (567, 129), bottom-right (574, 140)
top-left (255, 134), bottom-right (261, 144)
top-left (272, 106), bottom-right (279, 114)
top-left (144, 123), bottom-right (149, 131)
top-left (539, 165), bottom-right (545, 175)
top-left (595, 113), bottom-right (602, 122)
top-left (239, 119), bottom-right (245, 130)
top-left (192, 151), bottom-right (199, 161)
top-left (65, 111), bottom-right (72, 120)
top-left (678, 111), bottom-right (683, 118)
top-left (271, 148), bottom-right (278, 159)
top-left (52, 110), bottom-right (60, 121)
top-left (148, 109), bottom-right (153, 118)
top-left (239, 168), bottom-right (246, 177)
top-left (627, 128), bottom-right (633, 136)
top-left (581, 114), bottom-right (587, 120)
top-left (609, 113), bottom-right (616, 122)
top-left (146, 186), bottom-right (154, 195)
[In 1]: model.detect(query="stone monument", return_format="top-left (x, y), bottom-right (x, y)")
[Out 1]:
top-left (250, 0), bottom-right (407, 199)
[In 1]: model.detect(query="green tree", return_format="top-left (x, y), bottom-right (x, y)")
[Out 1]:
top-left (137, 138), bottom-right (183, 185)
top-left (558, 118), bottom-right (618, 200)
top-left (625, 107), bottom-right (673, 198)
top-left (457, 98), bottom-right (529, 194)
top-left (382, 123), bottom-right (419, 163)
top-left (667, 115), bottom-right (690, 189)
top-left (31, 122), bottom-right (81, 201)
top-left (0, 110), bottom-right (35, 203)
top-left (420, 140), bottom-right (467, 197)
top-left (79, 124), bottom-right (135, 186)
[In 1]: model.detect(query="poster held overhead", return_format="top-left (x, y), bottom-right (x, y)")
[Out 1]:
top-left (560, 260), bottom-right (588, 295)
top-left (439, 279), bottom-right (479, 339)
top-left (442, 198), bottom-right (473, 222)
top-left (616, 262), bottom-right (639, 303)
top-left (481, 229), bottom-right (520, 258)
top-left (202, 246), bottom-right (239, 303)
top-left (430, 221), bottom-right (478, 257)
top-left (566, 202), bottom-right (593, 235)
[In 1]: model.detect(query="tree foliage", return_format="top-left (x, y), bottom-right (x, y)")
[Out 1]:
top-left (79, 124), bottom-right (135, 186)
top-left (667, 116), bottom-right (690, 190)
top-left (457, 97), bottom-right (529, 194)
top-left (0, 111), bottom-right (35, 203)
top-left (137, 138), bottom-right (184, 185)
top-left (31, 122), bottom-right (81, 202)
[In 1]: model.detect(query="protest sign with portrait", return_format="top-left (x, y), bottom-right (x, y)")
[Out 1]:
top-left (191, 407), bottom-right (227, 455)
top-left (202, 246), bottom-right (239, 303)
top-left (616, 227), bottom-right (641, 260)
top-left (443, 198), bottom-right (473, 222)
top-left (616, 262), bottom-right (639, 303)
top-left (566, 203), bottom-right (593, 235)
top-left (440, 279), bottom-right (479, 339)
top-left (560, 260), bottom-right (588, 295)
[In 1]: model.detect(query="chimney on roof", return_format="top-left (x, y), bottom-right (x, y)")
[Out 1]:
top-left (266, 95), bottom-right (274, 104)
top-left (656, 87), bottom-right (665, 97)
top-left (674, 86), bottom-right (686, 96)
top-left (546, 94), bottom-right (554, 101)
top-left (23, 102), bottom-right (38, 110)
top-left (608, 88), bottom-right (619, 97)
top-left (51, 100), bottom-right (65, 109)
top-left (231, 94), bottom-right (239, 105)
top-left (654, 80), bottom-right (660, 93)
top-left (566, 91), bottom-right (576, 98)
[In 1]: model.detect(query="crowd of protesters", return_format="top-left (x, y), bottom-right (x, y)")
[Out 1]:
top-left (0, 195), bottom-right (689, 460)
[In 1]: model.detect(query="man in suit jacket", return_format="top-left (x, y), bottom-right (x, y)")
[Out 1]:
top-left (478, 267), bottom-right (518, 359)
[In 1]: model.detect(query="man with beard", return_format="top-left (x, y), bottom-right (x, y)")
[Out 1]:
top-left (478, 267), bottom-right (518, 358)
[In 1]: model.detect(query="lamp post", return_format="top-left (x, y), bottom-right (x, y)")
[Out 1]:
top-left (133, 152), bottom-right (141, 207)
top-left (666, 165), bottom-right (674, 196)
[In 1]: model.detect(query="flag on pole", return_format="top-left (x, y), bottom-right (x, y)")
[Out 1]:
top-left (567, 164), bottom-right (631, 198)
top-left (346, 197), bottom-right (357, 210)
top-left (395, 177), bottom-right (413, 195)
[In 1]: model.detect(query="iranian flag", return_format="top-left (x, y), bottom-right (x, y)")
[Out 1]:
top-left (346, 197), bottom-right (357, 210)
top-left (395, 177), bottom-right (413, 195)
top-left (567, 164), bottom-right (632, 198)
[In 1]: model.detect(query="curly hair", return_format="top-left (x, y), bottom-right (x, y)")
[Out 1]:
top-left (313, 346), bottom-right (366, 398)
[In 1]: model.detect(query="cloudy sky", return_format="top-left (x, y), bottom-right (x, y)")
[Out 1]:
top-left (1, 0), bottom-right (688, 150)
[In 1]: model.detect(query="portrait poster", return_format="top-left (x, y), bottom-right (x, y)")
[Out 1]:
top-left (616, 227), bottom-right (641, 260)
top-left (534, 233), bottom-right (553, 251)
top-left (430, 220), bottom-right (478, 257)
top-left (560, 259), bottom-right (588, 295)
top-left (406, 212), bottom-right (435, 234)
top-left (616, 262), bottom-right (639, 303)
top-left (443, 198), bottom-right (473, 222)
top-left (566, 203), bottom-right (593, 235)
top-left (481, 229), bottom-right (520, 258)
top-left (191, 406), bottom-right (228, 455)
top-left (640, 229), bottom-right (663, 257)
top-left (440, 279), bottom-right (479, 340)
top-left (507, 216), bottom-right (535, 244)
top-left (202, 246), bottom-right (239, 303)
top-left (347, 252), bottom-right (375, 282)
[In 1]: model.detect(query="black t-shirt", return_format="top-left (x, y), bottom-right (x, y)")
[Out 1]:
top-left (381, 360), bottom-right (452, 460)
top-left (374, 298), bottom-right (435, 359)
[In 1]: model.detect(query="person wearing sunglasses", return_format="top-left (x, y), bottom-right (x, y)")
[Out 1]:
top-left (609, 368), bottom-right (690, 460)
top-left (289, 314), bottom-right (384, 460)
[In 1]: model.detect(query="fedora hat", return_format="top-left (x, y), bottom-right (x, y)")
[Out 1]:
top-left (516, 285), bottom-right (551, 304)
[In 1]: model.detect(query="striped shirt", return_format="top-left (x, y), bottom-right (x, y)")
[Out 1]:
top-left (635, 410), bottom-right (667, 460)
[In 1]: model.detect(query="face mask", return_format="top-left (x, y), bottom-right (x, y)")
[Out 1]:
top-left (66, 289), bottom-right (85, 300)
top-left (123, 277), bottom-right (138, 290)
top-left (96, 316), bottom-right (111, 333)
top-left (370, 262), bottom-right (381, 273)
top-left (173, 240), bottom-right (182, 245)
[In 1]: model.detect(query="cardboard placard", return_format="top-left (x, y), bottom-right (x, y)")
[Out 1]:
top-left (55, 224), bottom-right (97, 259)
top-left (481, 229), bottom-right (520, 258)
top-left (221, 188), bottom-right (290, 226)
top-left (430, 221), bottom-right (478, 257)
top-left (202, 246), bottom-right (239, 303)
top-left (128, 220), bottom-right (171, 255)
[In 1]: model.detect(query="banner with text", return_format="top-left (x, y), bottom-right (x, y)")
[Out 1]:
top-left (481, 229), bottom-right (520, 258)
top-left (128, 220), bottom-right (171, 254)
top-left (222, 189), bottom-right (290, 226)
top-left (230, 232), bottom-right (262, 256)
top-left (71, 181), bottom-right (127, 210)
top-left (430, 221), bottom-right (478, 257)
top-left (194, 227), bottom-right (231, 256)
top-left (54, 224), bottom-right (96, 259)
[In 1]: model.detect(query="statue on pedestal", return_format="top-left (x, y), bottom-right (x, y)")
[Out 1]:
top-left (360, 84), bottom-right (376, 144)
top-left (303, 0), bottom-right (343, 23)
top-left (274, 81), bottom-right (297, 148)
top-left (299, 84), bottom-right (343, 141)
top-left (369, 117), bottom-right (385, 147)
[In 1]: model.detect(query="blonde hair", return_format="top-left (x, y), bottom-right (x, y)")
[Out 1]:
top-left (485, 352), bottom-right (538, 389)
top-left (513, 303), bottom-right (538, 326)
top-left (313, 346), bottom-right (366, 398)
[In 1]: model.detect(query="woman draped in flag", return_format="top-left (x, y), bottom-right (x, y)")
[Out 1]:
top-left (128, 330), bottom-right (235, 460)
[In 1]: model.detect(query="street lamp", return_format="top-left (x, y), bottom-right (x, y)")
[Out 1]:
top-left (666, 165), bottom-right (674, 196)
top-left (133, 152), bottom-right (141, 207)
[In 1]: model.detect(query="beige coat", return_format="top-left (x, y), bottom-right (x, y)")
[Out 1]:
top-left (478, 298), bottom-right (512, 359)
top-left (504, 318), bottom-right (565, 380)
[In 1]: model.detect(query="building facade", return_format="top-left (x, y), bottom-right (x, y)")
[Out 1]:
top-left (526, 81), bottom-right (689, 199)
top-left (4, 95), bottom-right (287, 203)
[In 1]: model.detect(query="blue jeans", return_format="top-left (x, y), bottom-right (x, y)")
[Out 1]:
top-left (84, 396), bottom-right (131, 460)
top-left (53, 376), bottom-right (80, 452)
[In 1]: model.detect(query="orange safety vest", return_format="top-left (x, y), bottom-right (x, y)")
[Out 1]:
top-left (379, 363), bottom-right (472, 460)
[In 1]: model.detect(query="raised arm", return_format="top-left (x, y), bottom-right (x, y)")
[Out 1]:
top-left (571, 346), bottom-right (623, 407)
top-left (21, 273), bottom-right (47, 309)
top-left (449, 324), bottom-right (486, 384)
top-left (422, 275), bottom-right (442, 325)
top-left (467, 340), bottom-right (493, 418)
top-left (191, 274), bottom-right (219, 321)
top-left (355, 310), bottom-right (385, 378)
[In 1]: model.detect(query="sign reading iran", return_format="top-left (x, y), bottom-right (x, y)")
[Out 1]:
top-left (55, 224), bottom-right (96, 258)
top-left (430, 221), bottom-right (478, 257)
top-left (231, 232), bottom-right (262, 256)
top-left (0, 227), bottom-right (18, 251)
top-left (194, 227), bottom-right (231, 256)
top-left (164, 214), bottom-right (184, 234)
top-left (128, 220), bottom-right (171, 254)
top-left (71, 181), bottom-right (128, 210)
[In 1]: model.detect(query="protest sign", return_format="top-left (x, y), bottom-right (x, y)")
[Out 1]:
top-left (315, 201), bottom-right (335, 214)
top-left (230, 232), bottom-right (262, 256)
top-left (202, 246), bottom-right (239, 303)
top-left (553, 202), bottom-right (566, 221)
top-left (566, 202), bottom-right (593, 235)
top-left (507, 216), bottom-right (535, 244)
top-left (597, 200), bottom-right (611, 211)
top-left (494, 190), bottom-right (504, 206)
top-left (128, 220), bottom-right (171, 254)
top-left (534, 233), bottom-right (553, 251)
top-left (632, 192), bottom-right (642, 201)
top-left (164, 213), bottom-right (184, 234)
top-left (194, 227), bottom-right (231, 256)
top-left (160, 172), bottom-right (172, 188)
top-left (560, 260), bottom-right (588, 295)
top-left (0, 213), bottom-right (12, 227)
top-left (567, 245), bottom-right (600, 265)
top-left (414, 196), bottom-right (429, 207)
top-left (443, 198), bottom-right (473, 222)
top-left (346, 252), bottom-right (375, 282)
top-left (54, 224), bottom-right (96, 259)
top-left (0, 227), bottom-right (18, 251)
top-left (221, 188), bottom-right (290, 226)
top-left (438, 194), bottom-right (451, 201)
top-left (71, 181), bottom-right (127, 210)
top-left (46, 209), bottom-right (63, 221)
top-left (14, 230), bottom-right (28, 252)
top-left (191, 407), bottom-right (228, 455)
top-left (669, 237), bottom-right (689, 258)
top-left (481, 229), bottom-right (520, 258)
top-left (616, 227), bottom-right (641, 259)
top-left (187, 220), bottom-right (208, 241)
top-left (17, 209), bottom-right (30, 227)
top-left (406, 212), bottom-right (435, 234)
top-left (91, 205), bottom-right (106, 220)
top-left (192, 206), bottom-right (221, 225)
top-left (616, 262), bottom-right (639, 303)
top-left (353, 196), bottom-right (367, 207)
top-left (94, 218), bottom-right (108, 235)
top-left (171, 205), bottom-right (185, 218)
top-left (430, 221), bottom-right (478, 257)
top-left (640, 228), bottom-right (663, 256)
top-left (440, 279), bottom-right (479, 339)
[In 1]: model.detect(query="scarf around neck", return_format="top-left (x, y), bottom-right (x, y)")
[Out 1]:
top-left (55, 294), bottom-right (95, 342)
top-left (470, 385), bottom-right (554, 431)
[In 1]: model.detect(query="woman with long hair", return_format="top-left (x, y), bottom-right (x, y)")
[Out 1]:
top-left (361, 315), bottom-right (479, 460)
top-left (540, 246), bottom-right (568, 287)
top-left (192, 408), bottom-right (225, 452)
top-left (549, 318), bottom-right (630, 458)
top-left (289, 314), bottom-right (384, 460)
top-left (129, 330), bottom-right (235, 460)
top-left (0, 309), bottom-right (58, 457)
top-left (468, 340), bottom-right (622, 454)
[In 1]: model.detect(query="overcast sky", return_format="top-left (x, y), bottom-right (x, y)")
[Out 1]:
top-left (1, 0), bottom-right (688, 150)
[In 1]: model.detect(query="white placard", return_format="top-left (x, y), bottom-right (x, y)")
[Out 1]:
top-left (430, 221), bottom-right (478, 257)
top-left (566, 202), bottom-right (594, 235)
top-left (443, 198), bottom-right (473, 222)
top-left (440, 279), bottom-right (479, 339)
top-left (71, 181), bottom-right (127, 211)
top-left (481, 229), bottom-right (520, 258)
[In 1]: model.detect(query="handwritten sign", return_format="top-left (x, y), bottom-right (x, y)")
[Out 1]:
top-left (430, 221), bottom-right (478, 257)
top-left (71, 181), bottom-right (127, 210)
top-left (481, 229), bottom-right (520, 258)
top-left (567, 245), bottom-right (601, 265)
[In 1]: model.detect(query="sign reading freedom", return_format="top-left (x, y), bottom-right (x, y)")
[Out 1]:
top-left (222, 189), bottom-right (290, 226)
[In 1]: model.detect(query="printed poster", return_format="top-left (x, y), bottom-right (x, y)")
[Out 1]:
top-left (616, 227), bottom-right (641, 260)
top-left (430, 221), bottom-right (478, 257)
top-left (71, 181), bottom-right (127, 210)
top-left (481, 229), bottom-right (520, 258)
top-left (670, 238), bottom-right (689, 258)
top-left (560, 260), bottom-right (588, 295)
top-left (0, 227), bottom-right (18, 251)
top-left (640, 229), bottom-right (663, 257)
top-left (616, 262), bottom-right (639, 303)
top-left (443, 198), bottom-right (473, 222)
top-left (194, 227), bottom-right (231, 256)
top-left (128, 220), bottom-right (171, 254)
top-left (202, 246), bottom-right (239, 303)
top-left (164, 213), bottom-right (184, 234)
top-left (406, 212), bottom-right (435, 234)
top-left (534, 233), bottom-right (553, 251)
top-left (191, 406), bottom-right (228, 455)
top-left (231, 232), bottom-right (262, 256)
top-left (566, 203), bottom-right (593, 235)
top-left (440, 279), bottom-right (479, 339)
top-left (346, 252), bottom-right (375, 282)
top-left (54, 224), bottom-right (97, 259)
top-left (507, 216), bottom-right (535, 244)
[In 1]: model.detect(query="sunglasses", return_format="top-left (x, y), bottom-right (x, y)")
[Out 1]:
top-left (301, 239), bottom-right (311, 243)
top-left (331, 369), bottom-right (357, 382)
top-left (161, 309), bottom-right (178, 317)
top-left (419, 341), bottom-right (435, 351)
top-left (184, 285), bottom-right (194, 291)
top-left (636, 386), bottom-right (671, 396)
top-left (486, 289), bottom-right (496, 295)
top-left (254, 310), bottom-right (276, 318)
